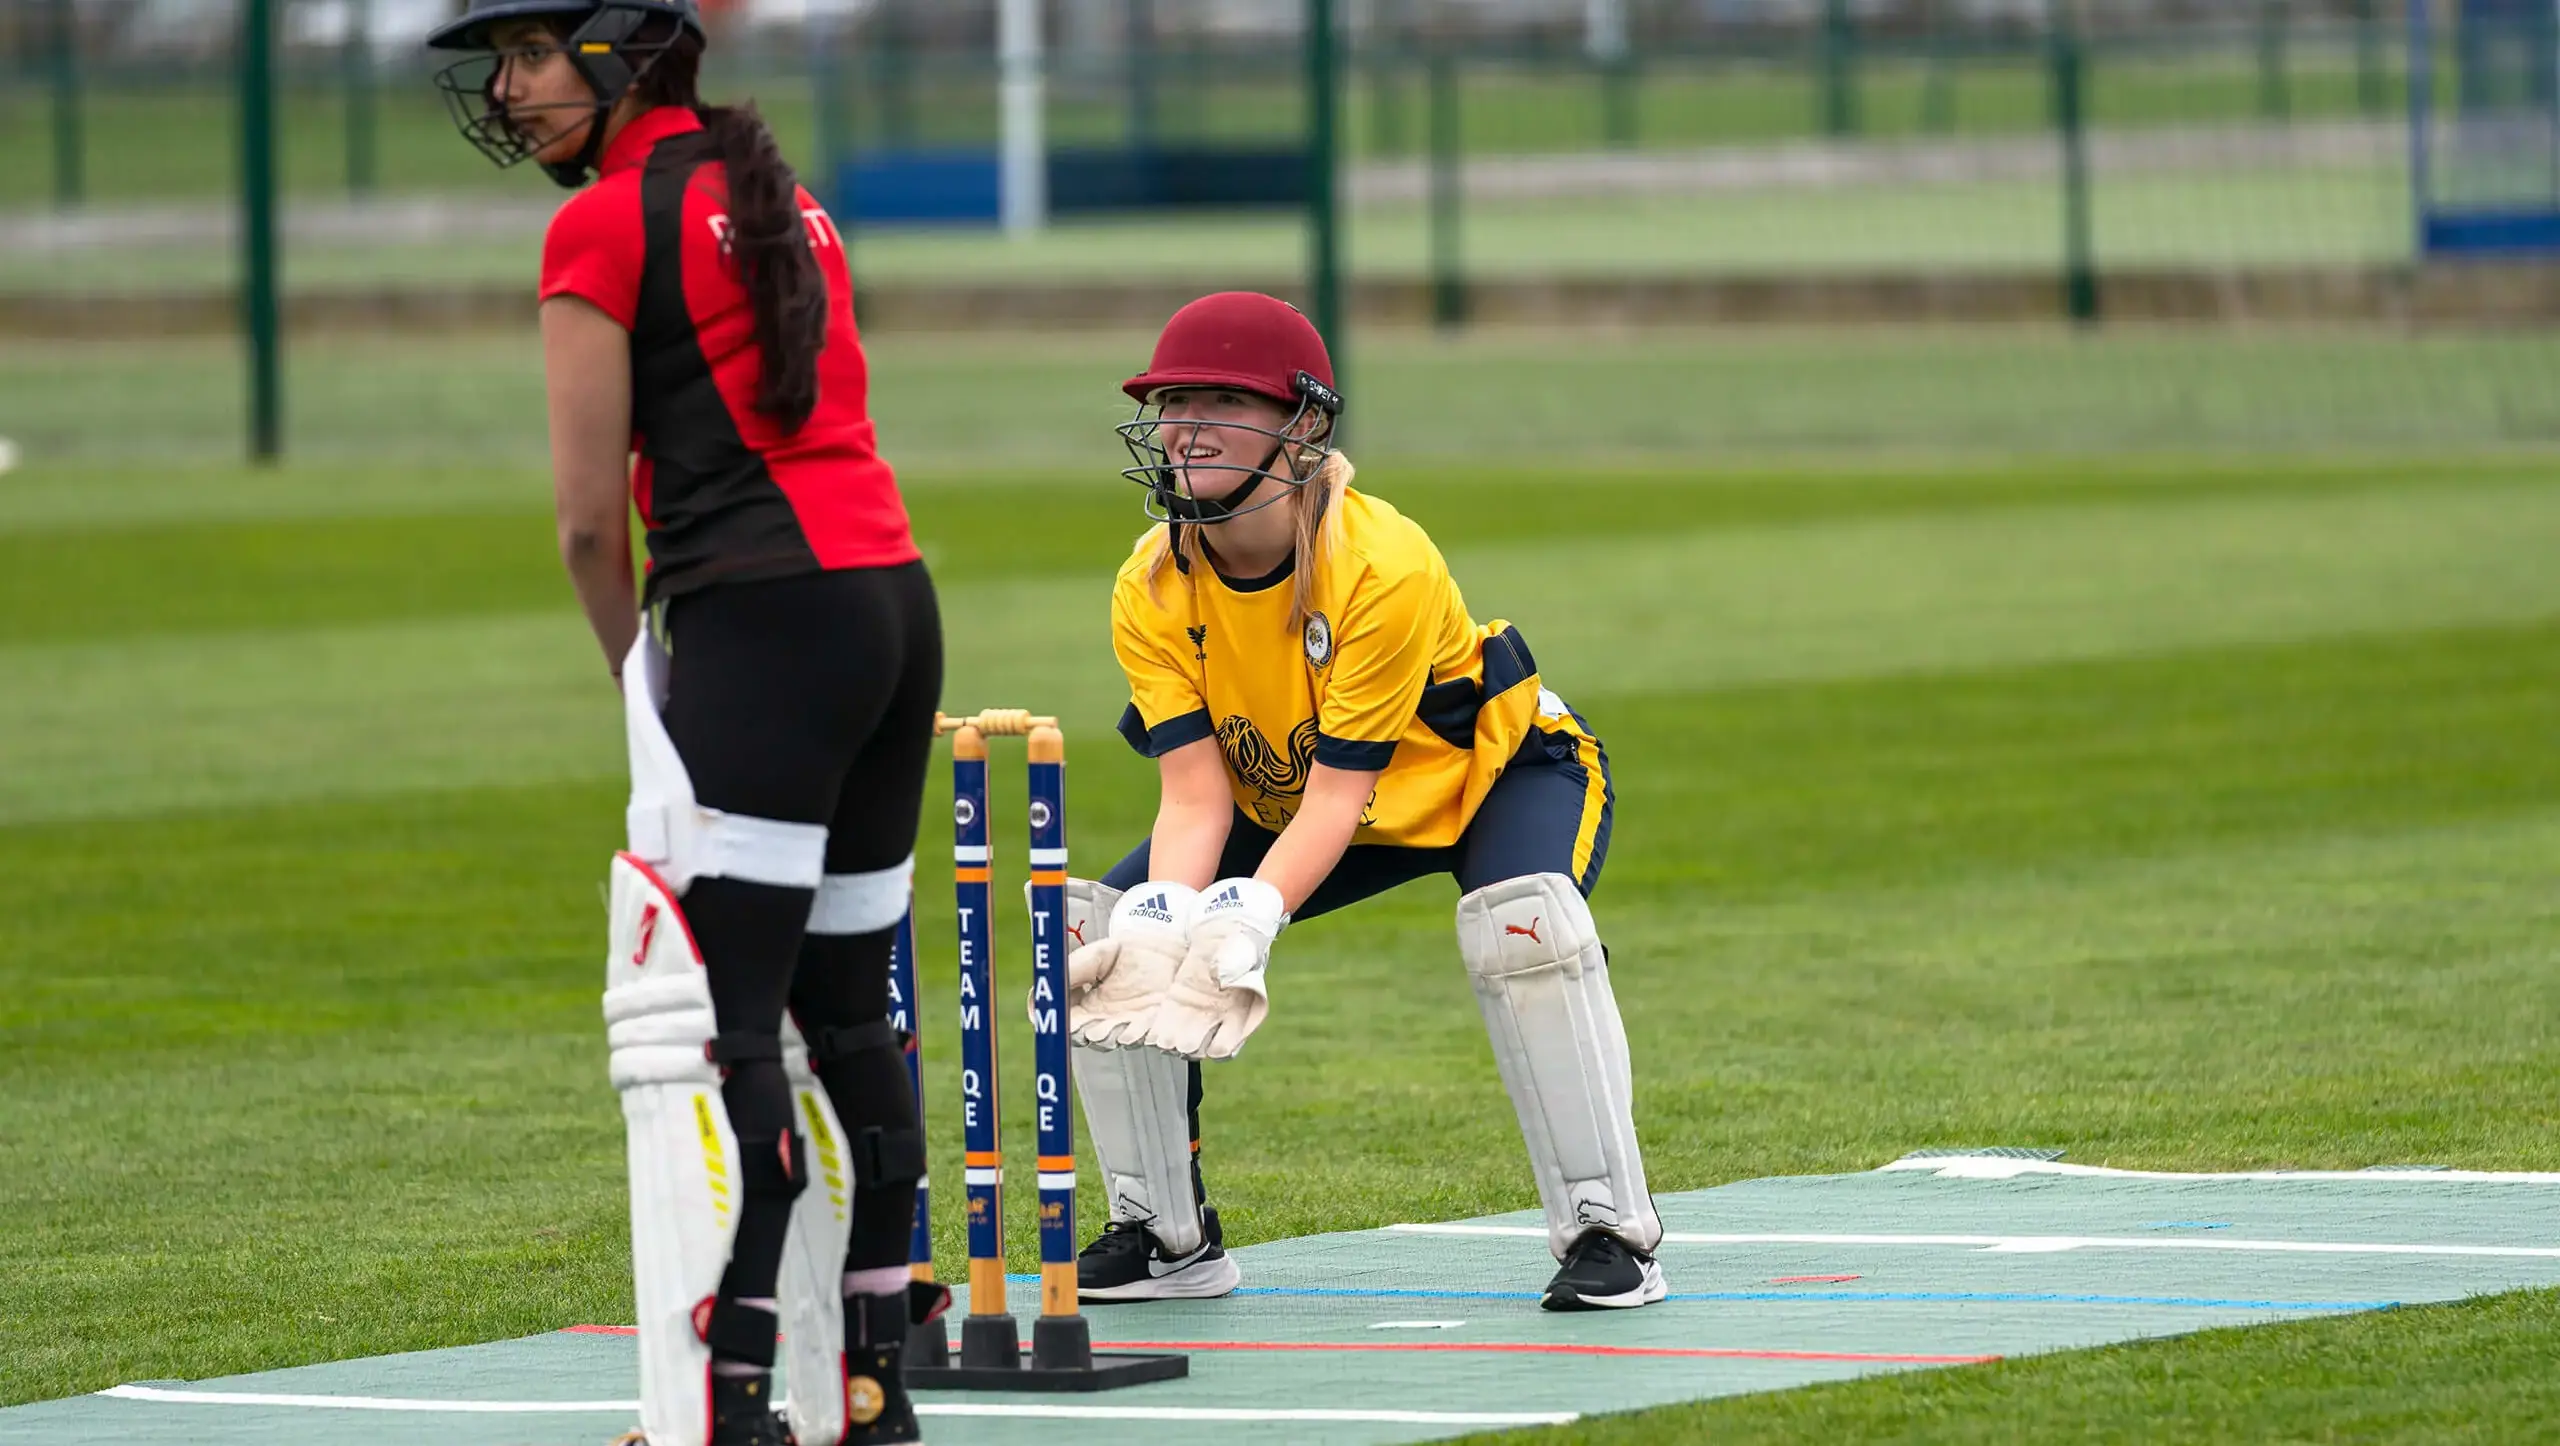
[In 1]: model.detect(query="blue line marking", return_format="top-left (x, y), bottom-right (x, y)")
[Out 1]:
top-left (1221, 1286), bottom-right (2397, 1311)
top-left (2145, 1221), bottom-right (2233, 1230)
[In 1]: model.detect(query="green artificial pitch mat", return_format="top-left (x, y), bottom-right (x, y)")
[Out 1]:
top-left (14, 1150), bottom-right (2560, 1446)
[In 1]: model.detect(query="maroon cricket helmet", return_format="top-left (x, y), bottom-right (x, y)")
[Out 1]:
top-left (1122, 292), bottom-right (1342, 414)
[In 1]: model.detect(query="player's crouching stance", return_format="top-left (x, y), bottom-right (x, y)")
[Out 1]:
top-left (1054, 293), bottom-right (1665, 1312)
top-left (431, 0), bottom-right (947, 1438)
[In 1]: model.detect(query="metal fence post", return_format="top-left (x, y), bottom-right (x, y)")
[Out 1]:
top-left (1820, 0), bottom-right (1859, 138)
top-left (1923, 2), bottom-right (1960, 133)
top-left (1429, 49), bottom-right (1464, 330)
top-left (2051, 0), bottom-right (2099, 327)
top-left (1307, 0), bottom-right (1346, 404)
top-left (50, 0), bottom-right (83, 207)
top-left (1370, 0), bottom-right (1408, 158)
top-left (346, 0), bottom-right (378, 196)
top-left (244, 0), bottom-right (284, 461)
top-left (1128, 0), bottom-right (1157, 151)
top-left (2257, 0), bottom-right (2291, 123)
top-left (2353, 0), bottom-right (2385, 117)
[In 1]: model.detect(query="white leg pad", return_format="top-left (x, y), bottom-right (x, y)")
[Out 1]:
top-left (622, 633), bottom-right (828, 892)
top-left (605, 853), bottom-right (742, 1446)
top-left (1051, 878), bottom-right (1202, 1255)
top-left (777, 1016), bottom-right (854, 1446)
top-left (1456, 873), bottom-right (1660, 1260)
top-left (1073, 1041), bottom-right (1201, 1256)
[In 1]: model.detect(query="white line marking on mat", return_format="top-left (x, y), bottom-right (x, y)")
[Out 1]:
top-left (1876, 1158), bottom-right (2560, 1184)
top-left (100, 1387), bottom-right (632, 1414)
top-left (1389, 1224), bottom-right (2560, 1259)
top-left (98, 1384), bottom-right (1576, 1427)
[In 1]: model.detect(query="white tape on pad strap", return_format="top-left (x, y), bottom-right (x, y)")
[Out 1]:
top-left (621, 634), bottom-right (827, 892)
top-left (809, 857), bottom-right (915, 936)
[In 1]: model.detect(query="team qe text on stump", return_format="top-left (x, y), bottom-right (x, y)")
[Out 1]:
top-left (888, 710), bottom-right (1189, 1392)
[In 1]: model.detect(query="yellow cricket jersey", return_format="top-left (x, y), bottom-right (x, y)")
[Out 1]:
top-left (1112, 486), bottom-right (1541, 848)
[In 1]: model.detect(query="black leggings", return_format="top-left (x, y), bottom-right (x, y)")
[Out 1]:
top-left (660, 563), bottom-right (941, 1359)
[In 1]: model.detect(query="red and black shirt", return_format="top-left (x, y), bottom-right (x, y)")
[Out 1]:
top-left (540, 106), bottom-right (919, 602)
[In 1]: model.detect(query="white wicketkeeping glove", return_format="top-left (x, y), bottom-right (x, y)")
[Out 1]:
top-left (1144, 878), bottom-right (1284, 1060)
top-left (1063, 884), bottom-right (1198, 1050)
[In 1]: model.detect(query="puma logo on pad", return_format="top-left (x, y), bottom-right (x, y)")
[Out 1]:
top-left (1506, 918), bottom-right (1543, 944)
top-left (635, 903), bottom-right (661, 965)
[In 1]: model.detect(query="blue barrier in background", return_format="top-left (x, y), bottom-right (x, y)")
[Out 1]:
top-left (837, 147), bottom-right (1309, 226)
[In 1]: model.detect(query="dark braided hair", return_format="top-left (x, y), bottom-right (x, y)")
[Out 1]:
top-left (627, 27), bottom-right (828, 431)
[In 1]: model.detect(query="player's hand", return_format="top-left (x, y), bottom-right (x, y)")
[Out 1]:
top-left (1056, 884), bottom-right (1198, 1049)
top-left (1144, 878), bottom-right (1285, 1060)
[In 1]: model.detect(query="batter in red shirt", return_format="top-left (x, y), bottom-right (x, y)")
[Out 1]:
top-left (430, 4), bottom-right (939, 1443)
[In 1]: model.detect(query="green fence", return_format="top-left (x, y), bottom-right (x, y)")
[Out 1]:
top-left (1, 2), bottom-right (2555, 466)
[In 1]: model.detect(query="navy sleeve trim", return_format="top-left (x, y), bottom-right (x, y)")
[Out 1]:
top-left (1119, 703), bottom-right (1215, 759)
top-left (1481, 624), bottom-right (1539, 700)
top-left (1315, 733), bottom-right (1398, 772)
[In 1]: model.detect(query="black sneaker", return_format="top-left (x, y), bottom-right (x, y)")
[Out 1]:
top-left (1076, 1205), bottom-right (1242, 1302)
top-left (1541, 1229), bottom-right (1668, 1311)
top-left (705, 1373), bottom-right (790, 1446)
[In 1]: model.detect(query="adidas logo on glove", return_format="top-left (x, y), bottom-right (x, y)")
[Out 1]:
top-left (1108, 882), bottom-right (1200, 940)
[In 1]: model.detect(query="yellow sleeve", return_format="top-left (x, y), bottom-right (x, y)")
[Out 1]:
top-left (1112, 572), bottom-right (1215, 758)
top-left (1314, 563), bottom-right (1433, 772)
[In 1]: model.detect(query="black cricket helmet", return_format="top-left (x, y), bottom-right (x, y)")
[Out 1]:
top-left (427, 0), bottom-right (703, 187)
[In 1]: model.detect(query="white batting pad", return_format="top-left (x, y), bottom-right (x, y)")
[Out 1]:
top-left (776, 1017), bottom-right (854, 1446)
top-left (621, 633), bottom-right (828, 892)
top-left (1456, 873), bottom-right (1661, 1260)
top-left (605, 852), bottom-right (743, 1446)
top-left (1072, 1041), bottom-right (1201, 1256)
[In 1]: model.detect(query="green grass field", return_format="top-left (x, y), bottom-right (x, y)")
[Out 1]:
top-left (5, 316), bottom-right (2560, 1439)
top-left (10, 328), bottom-right (2560, 472)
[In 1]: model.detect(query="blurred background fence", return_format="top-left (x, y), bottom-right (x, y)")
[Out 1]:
top-left (4, 0), bottom-right (2558, 465)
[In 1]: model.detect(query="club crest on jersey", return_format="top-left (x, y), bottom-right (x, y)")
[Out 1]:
top-left (1303, 612), bottom-right (1333, 669)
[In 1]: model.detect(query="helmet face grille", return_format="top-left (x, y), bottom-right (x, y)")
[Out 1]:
top-left (432, 52), bottom-right (547, 171)
top-left (430, 2), bottom-right (691, 184)
top-left (1116, 395), bottom-right (1338, 529)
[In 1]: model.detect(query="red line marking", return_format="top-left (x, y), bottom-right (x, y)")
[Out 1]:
top-left (1771, 1275), bottom-right (1864, 1285)
top-left (1098, 1340), bottom-right (1998, 1366)
top-left (565, 1324), bottom-right (1995, 1366)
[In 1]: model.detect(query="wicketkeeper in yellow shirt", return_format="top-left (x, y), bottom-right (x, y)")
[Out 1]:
top-left (1052, 293), bottom-right (1664, 1312)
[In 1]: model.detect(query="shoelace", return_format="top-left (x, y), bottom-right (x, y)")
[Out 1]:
top-left (1082, 1221), bottom-right (1155, 1258)
top-left (1572, 1233), bottom-right (1630, 1269)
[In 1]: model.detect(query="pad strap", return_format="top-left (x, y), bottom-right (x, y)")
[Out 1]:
top-left (804, 1020), bottom-right (901, 1063)
top-left (850, 1123), bottom-right (928, 1188)
top-left (707, 1033), bottom-right (784, 1067)
top-left (702, 1298), bottom-right (779, 1362)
